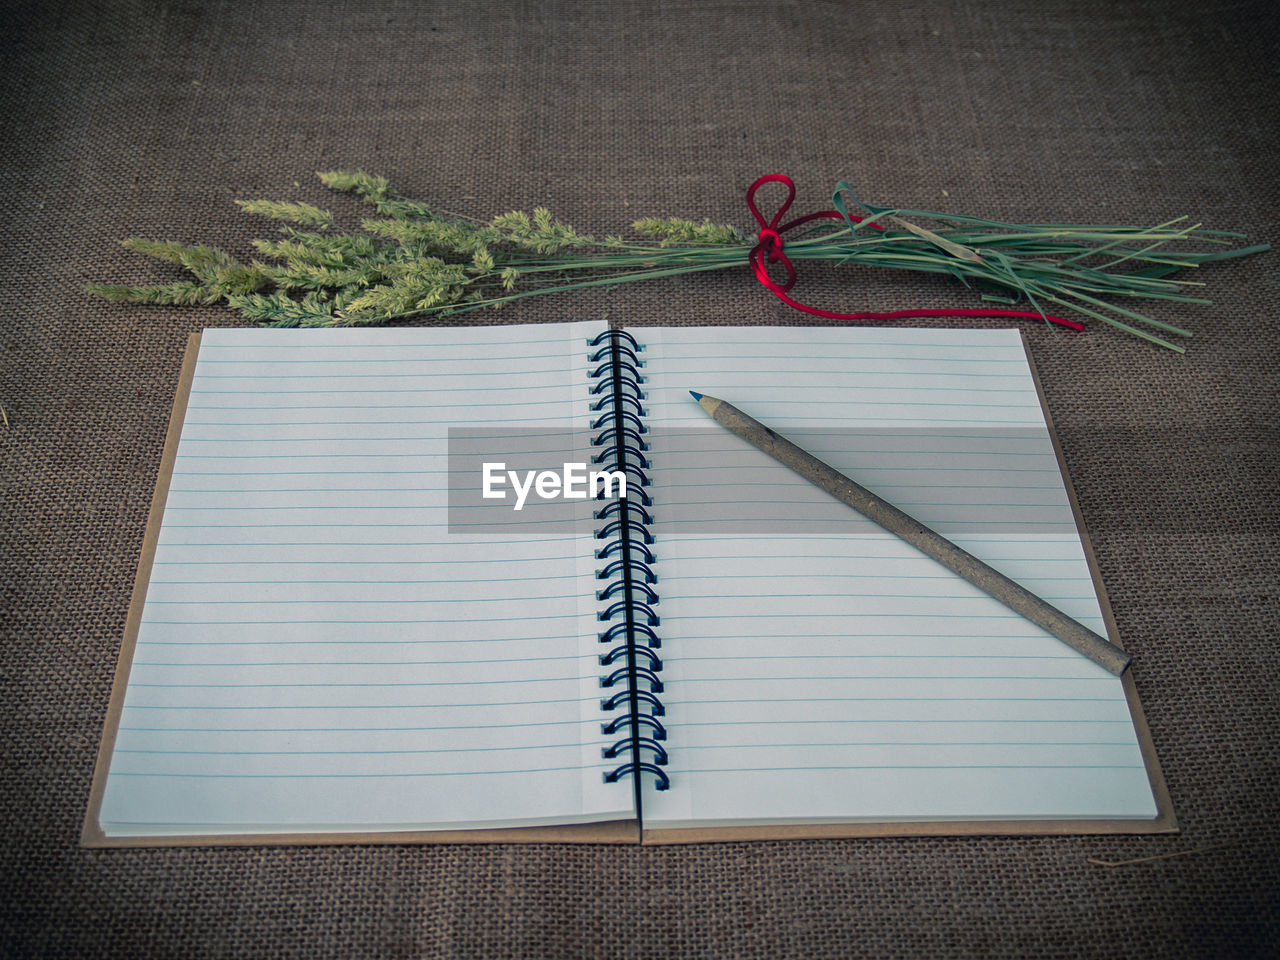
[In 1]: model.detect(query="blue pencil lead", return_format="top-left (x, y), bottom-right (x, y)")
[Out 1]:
top-left (689, 390), bottom-right (703, 401)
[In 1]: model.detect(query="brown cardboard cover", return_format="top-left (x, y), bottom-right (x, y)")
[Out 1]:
top-left (85, 329), bottom-right (1174, 847)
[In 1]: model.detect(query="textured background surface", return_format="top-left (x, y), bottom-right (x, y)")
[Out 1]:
top-left (2, 1), bottom-right (1277, 957)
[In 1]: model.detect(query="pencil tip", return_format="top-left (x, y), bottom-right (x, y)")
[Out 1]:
top-left (689, 390), bottom-right (702, 401)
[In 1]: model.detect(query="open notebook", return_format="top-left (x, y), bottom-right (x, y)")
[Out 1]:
top-left (84, 321), bottom-right (1173, 845)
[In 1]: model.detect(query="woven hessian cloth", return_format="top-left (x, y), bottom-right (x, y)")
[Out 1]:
top-left (2, 2), bottom-right (1277, 957)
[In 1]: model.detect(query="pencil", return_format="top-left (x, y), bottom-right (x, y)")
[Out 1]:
top-left (690, 391), bottom-right (1131, 676)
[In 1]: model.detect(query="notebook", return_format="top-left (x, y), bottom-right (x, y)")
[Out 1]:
top-left (83, 321), bottom-right (1174, 846)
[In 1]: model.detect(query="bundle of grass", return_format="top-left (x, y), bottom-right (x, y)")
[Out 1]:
top-left (90, 171), bottom-right (1267, 352)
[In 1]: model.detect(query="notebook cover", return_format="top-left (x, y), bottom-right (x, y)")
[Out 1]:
top-left (84, 328), bottom-right (1175, 846)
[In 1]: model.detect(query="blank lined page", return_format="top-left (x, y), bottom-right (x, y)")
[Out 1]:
top-left (637, 326), bottom-right (1158, 827)
top-left (97, 322), bottom-right (630, 835)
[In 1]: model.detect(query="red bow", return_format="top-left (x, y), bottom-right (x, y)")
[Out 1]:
top-left (746, 174), bottom-right (1083, 331)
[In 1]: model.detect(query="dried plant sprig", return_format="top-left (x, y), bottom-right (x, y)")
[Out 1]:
top-left (234, 199), bottom-right (335, 229)
top-left (88, 171), bottom-right (1267, 351)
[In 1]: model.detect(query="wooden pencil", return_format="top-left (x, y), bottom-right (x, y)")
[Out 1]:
top-left (690, 391), bottom-right (1131, 676)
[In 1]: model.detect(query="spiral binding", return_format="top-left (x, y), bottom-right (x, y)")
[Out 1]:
top-left (588, 328), bottom-right (669, 792)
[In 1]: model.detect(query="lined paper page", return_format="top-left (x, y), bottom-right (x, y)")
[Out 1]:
top-left (638, 327), bottom-right (1158, 826)
top-left (98, 322), bottom-right (629, 835)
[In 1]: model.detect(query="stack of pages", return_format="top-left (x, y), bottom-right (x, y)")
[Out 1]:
top-left (85, 322), bottom-right (1171, 844)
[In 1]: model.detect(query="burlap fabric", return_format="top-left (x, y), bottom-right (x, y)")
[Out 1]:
top-left (2, 1), bottom-right (1276, 956)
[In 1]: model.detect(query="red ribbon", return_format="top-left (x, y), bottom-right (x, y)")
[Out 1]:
top-left (746, 174), bottom-right (1084, 331)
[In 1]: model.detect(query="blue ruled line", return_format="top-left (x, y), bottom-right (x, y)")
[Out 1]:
top-left (122, 697), bottom-right (597, 709)
top-left (674, 764), bottom-right (1142, 772)
top-left (107, 765), bottom-right (596, 778)
top-left (133, 655), bottom-right (581, 665)
top-left (117, 744), bottom-right (583, 755)
top-left (140, 615), bottom-right (588, 625)
top-left (129, 676), bottom-right (591, 687)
